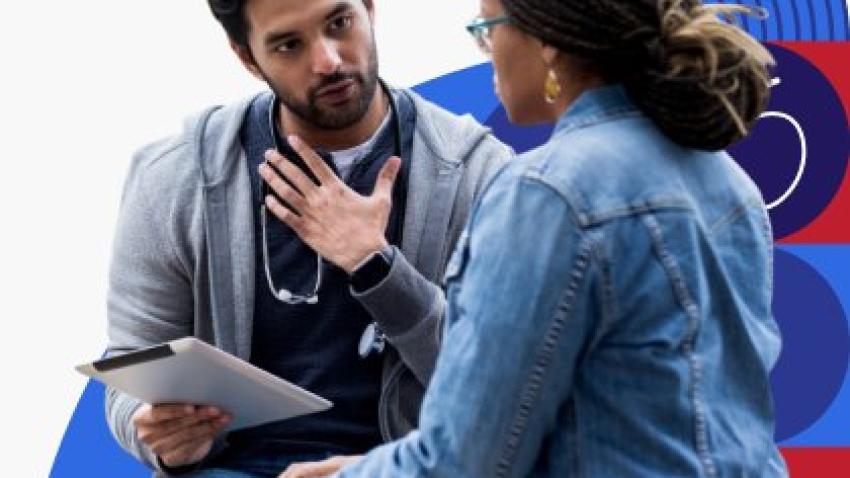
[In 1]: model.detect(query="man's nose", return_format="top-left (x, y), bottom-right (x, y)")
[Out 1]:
top-left (311, 38), bottom-right (342, 76)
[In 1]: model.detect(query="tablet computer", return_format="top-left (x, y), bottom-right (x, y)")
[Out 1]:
top-left (76, 337), bottom-right (332, 431)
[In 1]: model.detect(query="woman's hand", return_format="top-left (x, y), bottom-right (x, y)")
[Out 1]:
top-left (278, 455), bottom-right (363, 478)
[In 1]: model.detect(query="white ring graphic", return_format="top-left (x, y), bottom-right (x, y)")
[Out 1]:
top-left (761, 110), bottom-right (808, 210)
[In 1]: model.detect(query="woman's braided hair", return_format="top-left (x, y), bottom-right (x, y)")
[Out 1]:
top-left (501, 0), bottom-right (774, 150)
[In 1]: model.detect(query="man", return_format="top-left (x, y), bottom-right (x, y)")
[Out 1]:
top-left (104, 0), bottom-right (511, 476)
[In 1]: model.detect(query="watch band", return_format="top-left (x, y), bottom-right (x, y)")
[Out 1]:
top-left (350, 245), bottom-right (395, 292)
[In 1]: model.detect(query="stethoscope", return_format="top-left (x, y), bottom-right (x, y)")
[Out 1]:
top-left (261, 78), bottom-right (403, 356)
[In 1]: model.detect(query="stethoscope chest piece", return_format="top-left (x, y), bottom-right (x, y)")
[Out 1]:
top-left (358, 322), bottom-right (386, 358)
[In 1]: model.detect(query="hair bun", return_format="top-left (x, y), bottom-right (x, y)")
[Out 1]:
top-left (624, 1), bottom-right (774, 150)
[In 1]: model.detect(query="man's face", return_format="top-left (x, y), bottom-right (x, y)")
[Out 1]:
top-left (241, 0), bottom-right (379, 130)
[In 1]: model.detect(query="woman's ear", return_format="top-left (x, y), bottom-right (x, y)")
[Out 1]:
top-left (541, 44), bottom-right (559, 68)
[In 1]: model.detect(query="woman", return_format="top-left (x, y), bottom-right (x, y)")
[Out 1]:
top-left (283, 0), bottom-right (786, 476)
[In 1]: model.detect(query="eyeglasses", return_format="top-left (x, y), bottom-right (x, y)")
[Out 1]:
top-left (465, 15), bottom-right (512, 56)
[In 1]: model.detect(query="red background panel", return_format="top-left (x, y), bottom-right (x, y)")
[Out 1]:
top-left (781, 447), bottom-right (850, 477)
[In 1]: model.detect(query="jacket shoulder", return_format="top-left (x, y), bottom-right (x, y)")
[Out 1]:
top-left (405, 88), bottom-right (512, 167)
top-left (122, 94), bottom-right (256, 204)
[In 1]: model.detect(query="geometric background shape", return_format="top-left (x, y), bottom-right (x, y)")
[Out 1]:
top-left (716, 0), bottom-right (849, 41)
top-left (771, 247), bottom-right (850, 442)
top-left (777, 245), bottom-right (850, 446)
top-left (728, 44), bottom-right (849, 240)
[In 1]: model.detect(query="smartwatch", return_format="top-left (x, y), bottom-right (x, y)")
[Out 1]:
top-left (350, 245), bottom-right (395, 292)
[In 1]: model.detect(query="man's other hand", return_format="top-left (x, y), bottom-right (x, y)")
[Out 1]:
top-left (132, 403), bottom-right (231, 468)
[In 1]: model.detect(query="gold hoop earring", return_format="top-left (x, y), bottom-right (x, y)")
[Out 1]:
top-left (544, 69), bottom-right (562, 104)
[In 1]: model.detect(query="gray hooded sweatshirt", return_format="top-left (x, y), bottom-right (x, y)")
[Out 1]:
top-left (105, 88), bottom-right (511, 475)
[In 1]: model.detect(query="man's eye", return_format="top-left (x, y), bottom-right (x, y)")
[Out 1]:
top-left (330, 14), bottom-right (353, 31)
top-left (275, 39), bottom-right (301, 53)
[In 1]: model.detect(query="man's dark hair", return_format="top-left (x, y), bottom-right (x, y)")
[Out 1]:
top-left (208, 0), bottom-right (371, 50)
top-left (208, 0), bottom-right (250, 47)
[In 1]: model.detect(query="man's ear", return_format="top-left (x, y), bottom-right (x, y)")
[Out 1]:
top-left (362, 0), bottom-right (375, 24)
top-left (230, 40), bottom-right (263, 81)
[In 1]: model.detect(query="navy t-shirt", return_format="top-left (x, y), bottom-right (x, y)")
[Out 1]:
top-left (220, 90), bottom-right (415, 463)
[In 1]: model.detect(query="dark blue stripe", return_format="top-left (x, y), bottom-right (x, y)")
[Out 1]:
top-left (811, 0), bottom-right (831, 39)
top-left (772, 0), bottom-right (786, 40)
top-left (804, 0), bottom-right (819, 40)
top-left (787, 0), bottom-right (803, 41)
top-left (755, 0), bottom-right (779, 40)
top-left (825, 0), bottom-right (836, 39)
top-left (671, 0), bottom-right (847, 41)
top-left (739, 0), bottom-right (766, 39)
top-left (771, 0), bottom-right (790, 40)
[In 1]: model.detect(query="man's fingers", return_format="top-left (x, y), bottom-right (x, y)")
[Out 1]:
top-left (266, 195), bottom-right (309, 235)
top-left (373, 156), bottom-right (401, 202)
top-left (138, 411), bottom-right (210, 445)
top-left (148, 416), bottom-right (229, 457)
top-left (150, 404), bottom-right (195, 423)
top-left (134, 403), bottom-right (194, 426)
top-left (139, 406), bottom-right (224, 444)
top-left (288, 135), bottom-right (336, 185)
top-left (157, 422), bottom-right (221, 469)
top-left (260, 163), bottom-right (309, 215)
top-left (264, 149), bottom-right (319, 198)
top-left (160, 439), bottom-right (213, 469)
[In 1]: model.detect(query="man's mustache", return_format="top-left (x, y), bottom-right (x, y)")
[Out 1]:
top-left (310, 72), bottom-right (362, 98)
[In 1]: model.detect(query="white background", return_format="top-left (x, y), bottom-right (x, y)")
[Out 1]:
top-left (0, 1), bottom-right (483, 475)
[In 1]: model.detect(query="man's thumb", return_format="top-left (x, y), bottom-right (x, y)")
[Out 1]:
top-left (374, 156), bottom-right (402, 198)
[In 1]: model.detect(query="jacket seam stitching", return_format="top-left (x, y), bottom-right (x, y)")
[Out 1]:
top-left (762, 208), bottom-right (774, 301)
top-left (523, 173), bottom-right (695, 230)
top-left (707, 197), bottom-right (763, 235)
top-left (586, 235), bottom-right (617, 351)
top-left (521, 175), bottom-right (587, 229)
top-left (494, 237), bottom-right (594, 477)
top-left (582, 201), bottom-right (693, 226)
top-left (642, 213), bottom-right (718, 478)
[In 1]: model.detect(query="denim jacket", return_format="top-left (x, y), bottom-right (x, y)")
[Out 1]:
top-left (337, 85), bottom-right (788, 477)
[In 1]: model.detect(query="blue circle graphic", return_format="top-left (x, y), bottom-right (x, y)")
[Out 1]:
top-left (771, 249), bottom-right (850, 441)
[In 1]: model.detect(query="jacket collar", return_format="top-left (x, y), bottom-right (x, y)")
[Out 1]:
top-left (553, 84), bottom-right (640, 138)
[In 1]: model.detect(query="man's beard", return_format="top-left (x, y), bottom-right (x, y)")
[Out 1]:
top-left (266, 43), bottom-right (380, 130)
